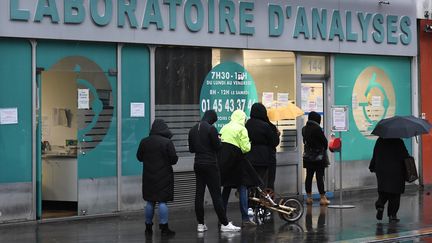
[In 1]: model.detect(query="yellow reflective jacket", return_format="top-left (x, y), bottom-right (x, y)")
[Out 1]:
top-left (220, 110), bottom-right (251, 154)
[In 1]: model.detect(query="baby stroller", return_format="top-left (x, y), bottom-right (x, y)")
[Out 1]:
top-left (243, 159), bottom-right (304, 224)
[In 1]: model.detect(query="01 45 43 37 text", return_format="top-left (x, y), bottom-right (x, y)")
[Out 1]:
top-left (201, 98), bottom-right (256, 113)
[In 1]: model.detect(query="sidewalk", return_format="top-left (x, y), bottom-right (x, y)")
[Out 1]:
top-left (0, 187), bottom-right (431, 243)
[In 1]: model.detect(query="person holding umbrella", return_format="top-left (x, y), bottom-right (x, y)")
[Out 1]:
top-left (368, 137), bottom-right (409, 222)
top-left (369, 115), bottom-right (432, 222)
top-left (245, 103), bottom-right (280, 191)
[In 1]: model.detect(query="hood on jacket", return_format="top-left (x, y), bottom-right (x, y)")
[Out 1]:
top-left (308, 111), bottom-right (321, 125)
top-left (230, 110), bottom-right (247, 125)
top-left (250, 103), bottom-right (270, 122)
top-left (150, 119), bottom-right (173, 139)
top-left (202, 110), bottom-right (218, 125)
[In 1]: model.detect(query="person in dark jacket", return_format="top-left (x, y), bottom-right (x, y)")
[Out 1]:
top-left (245, 103), bottom-right (280, 190)
top-left (267, 121), bottom-right (281, 190)
top-left (302, 111), bottom-right (330, 205)
top-left (136, 119), bottom-right (178, 236)
top-left (369, 137), bottom-right (409, 222)
top-left (188, 110), bottom-right (241, 232)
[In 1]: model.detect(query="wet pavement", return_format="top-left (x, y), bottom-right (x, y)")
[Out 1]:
top-left (1, 187), bottom-right (432, 243)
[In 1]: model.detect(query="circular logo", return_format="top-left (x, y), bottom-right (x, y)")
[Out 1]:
top-left (47, 56), bottom-right (114, 152)
top-left (352, 66), bottom-right (395, 138)
top-left (199, 62), bottom-right (258, 130)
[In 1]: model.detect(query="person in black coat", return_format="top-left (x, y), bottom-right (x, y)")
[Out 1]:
top-left (369, 137), bottom-right (409, 222)
top-left (136, 119), bottom-right (178, 236)
top-left (188, 110), bottom-right (240, 232)
top-left (302, 111), bottom-right (330, 205)
top-left (267, 121), bottom-right (281, 190)
top-left (245, 103), bottom-right (280, 190)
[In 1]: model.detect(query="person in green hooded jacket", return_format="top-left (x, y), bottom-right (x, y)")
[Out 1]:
top-left (219, 109), bottom-right (261, 227)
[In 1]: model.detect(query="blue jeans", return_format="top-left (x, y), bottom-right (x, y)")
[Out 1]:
top-left (145, 201), bottom-right (168, 224)
top-left (222, 185), bottom-right (249, 221)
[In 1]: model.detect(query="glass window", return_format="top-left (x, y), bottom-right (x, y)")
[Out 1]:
top-left (155, 47), bottom-right (297, 156)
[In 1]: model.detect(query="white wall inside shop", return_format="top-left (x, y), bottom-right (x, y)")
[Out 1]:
top-left (248, 65), bottom-right (296, 103)
top-left (41, 72), bottom-right (77, 147)
top-left (212, 49), bottom-right (297, 105)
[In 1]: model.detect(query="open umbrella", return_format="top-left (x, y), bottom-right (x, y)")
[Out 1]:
top-left (267, 102), bottom-right (304, 121)
top-left (371, 115), bottom-right (432, 138)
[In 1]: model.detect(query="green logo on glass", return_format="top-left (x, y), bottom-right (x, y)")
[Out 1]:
top-left (352, 66), bottom-right (395, 138)
top-left (200, 62), bottom-right (258, 130)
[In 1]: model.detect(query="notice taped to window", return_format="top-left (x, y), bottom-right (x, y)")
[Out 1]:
top-left (0, 108), bottom-right (18, 125)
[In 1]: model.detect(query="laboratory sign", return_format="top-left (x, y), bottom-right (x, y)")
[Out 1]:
top-left (0, 0), bottom-right (416, 56)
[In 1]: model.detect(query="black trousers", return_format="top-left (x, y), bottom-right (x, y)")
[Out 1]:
top-left (267, 164), bottom-right (276, 190)
top-left (375, 191), bottom-right (401, 217)
top-left (194, 163), bottom-right (228, 225)
top-left (305, 168), bottom-right (325, 194)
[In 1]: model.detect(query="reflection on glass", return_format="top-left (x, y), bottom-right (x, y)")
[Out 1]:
top-left (156, 47), bottom-right (298, 156)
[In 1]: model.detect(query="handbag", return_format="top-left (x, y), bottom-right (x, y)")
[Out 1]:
top-left (404, 156), bottom-right (418, 183)
top-left (303, 144), bottom-right (325, 162)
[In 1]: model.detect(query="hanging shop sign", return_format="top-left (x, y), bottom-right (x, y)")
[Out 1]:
top-left (200, 62), bottom-right (258, 130)
top-left (0, 0), bottom-right (416, 56)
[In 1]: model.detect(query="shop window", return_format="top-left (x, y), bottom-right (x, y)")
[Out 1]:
top-left (242, 50), bottom-right (297, 152)
top-left (155, 47), bottom-right (297, 157)
top-left (155, 47), bottom-right (212, 157)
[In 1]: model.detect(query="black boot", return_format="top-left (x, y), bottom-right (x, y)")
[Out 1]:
top-left (145, 223), bottom-right (153, 235)
top-left (389, 215), bottom-right (400, 223)
top-left (159, 223), bottom-right (176, 236)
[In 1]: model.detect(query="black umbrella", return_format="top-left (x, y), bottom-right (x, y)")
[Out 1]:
top-left (371, 115), bottom-right (432, 138)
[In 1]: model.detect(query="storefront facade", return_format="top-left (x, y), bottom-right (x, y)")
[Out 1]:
top-left (0, 0), bottom-right (417, 222)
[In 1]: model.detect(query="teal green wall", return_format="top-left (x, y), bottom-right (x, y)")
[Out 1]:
top-left (334, 54), bottom-right (411, 161)
top-left (37, 41), bottom-right (117, 178)
top-left (0, 39), bottom-right (32, 183)
top-left (121, 45), bottom-right (150, 176)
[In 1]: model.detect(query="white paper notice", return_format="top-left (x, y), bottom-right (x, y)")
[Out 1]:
top-left (277, 93), bottom-right (289, 106)
top-left (371, 96), bottom-right (381, 107)
top-left (0, 108), bottom-right (18, 125)
top-left (308, 100), bottom-right (317, 111)
top-left (332, 107), bottom-right (348, 131)
top-left (130, 102), bottom-right (145, 117)
top-left (262, 92), bottom-right (274, 107)
top-left (78, 89), bottom-right (90, 109)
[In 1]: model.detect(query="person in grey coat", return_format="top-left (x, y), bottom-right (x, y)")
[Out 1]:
top-left (369, 137), bottom-right (409, 222)
top-left (137, 119), bottom-right (178, 236)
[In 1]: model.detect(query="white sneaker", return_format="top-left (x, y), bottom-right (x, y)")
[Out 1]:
top-left (220, 222), bottom-right (241, 232)
top-left (197, 224), bottom-right (208, 232)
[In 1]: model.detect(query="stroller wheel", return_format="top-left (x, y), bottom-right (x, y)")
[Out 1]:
top-left (278, 198), bottom-right (304, 222)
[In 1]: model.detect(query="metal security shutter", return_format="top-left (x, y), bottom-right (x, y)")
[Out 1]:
top-left (169, 171), bottom-right (196, 208)
top-left (155, 104), bottom-right (200, 157)
top-left (275, 120), bottom-right (298, 152)
top-left (156, 104), bottom-right (199, 207)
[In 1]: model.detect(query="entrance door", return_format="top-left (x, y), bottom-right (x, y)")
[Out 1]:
top-left (301, 82), bottom-right (325, 124)
top-left (40, 68), bottom-right (79, 218)
top-left (37, 41), bottom-right (117, 218)
top-left (300, 81), bottom-right (326, 194)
